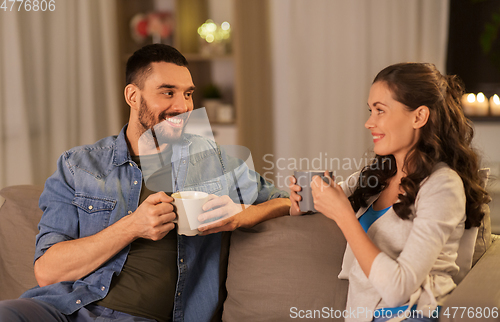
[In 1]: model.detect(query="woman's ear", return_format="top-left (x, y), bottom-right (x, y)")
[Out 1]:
top-left (124, 84), bottom-right (140, 111)
top-left (413, 105), bottom-right (429, 129)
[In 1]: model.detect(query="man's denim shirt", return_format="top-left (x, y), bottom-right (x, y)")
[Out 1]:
top-left (21, 125), bottom-right (287, 321)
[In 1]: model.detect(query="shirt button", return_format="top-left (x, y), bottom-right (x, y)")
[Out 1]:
top-left (76, 299), bottom-right (81, 304)
top-left (134, 180), bottom-right (138, 185)
top-left (88, 205), bottom-right (93, 210)
top-left (177, 292), bottom-right (181, 296)
top-left (180, 259), bottom-right (184, 263)
top-left (129, 162), bottom-right (133, 167)
top-left (101, 286), bottom-right (106, 291)
top-left (128, 210), bottom-right (133, 215)
top-left (182, 160), bottom-right (186, 164)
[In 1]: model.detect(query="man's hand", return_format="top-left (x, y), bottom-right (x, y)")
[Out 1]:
top-left (196, 195), bottom-right (245, 234)
top-left (127, 191), bottom-right (176, 241)
top-left (34, 191), bottom-right (176, 287)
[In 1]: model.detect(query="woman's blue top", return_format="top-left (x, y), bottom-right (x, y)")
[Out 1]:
top-left (358, 204), bottom-right (392, 233)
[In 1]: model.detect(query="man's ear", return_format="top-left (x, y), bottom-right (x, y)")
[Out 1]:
top-left (124, 84), bottom-right (140, 110)
top-left (413, 105), bottom-right (429, 129)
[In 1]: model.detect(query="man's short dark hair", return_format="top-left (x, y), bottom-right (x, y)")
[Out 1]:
top-left (126, 44), bottom-right (189, 88)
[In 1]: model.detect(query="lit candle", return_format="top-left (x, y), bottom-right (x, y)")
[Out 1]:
top-left (461, 93), bottom-right (477, 116)
top-left (490, 94), bottom-right (500, 116)
top-left (476, 92), bottom-right (489, 116)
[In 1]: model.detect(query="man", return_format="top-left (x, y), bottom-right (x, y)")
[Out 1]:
top-left (0, 44), bottom-right (289, 321)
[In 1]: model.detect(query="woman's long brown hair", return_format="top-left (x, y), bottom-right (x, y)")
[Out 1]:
top-left (349, 63), bottom-right (489, 228)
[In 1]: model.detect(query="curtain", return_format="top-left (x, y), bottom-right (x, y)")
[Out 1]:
top-left (0, 0), bottom-right (122, 189)
top-left (233, 0), bottom-right (274, 176)
top-left (268, 0), bottom-right (449, 188)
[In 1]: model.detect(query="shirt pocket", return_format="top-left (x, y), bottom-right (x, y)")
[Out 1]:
top-left (184, 178), bottom-right (223, 195)
top-left (72, 194), bottom-right (117, 237)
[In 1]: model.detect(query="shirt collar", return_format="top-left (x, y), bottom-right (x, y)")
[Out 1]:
top-left (112, 124), bottom-right (132, 166)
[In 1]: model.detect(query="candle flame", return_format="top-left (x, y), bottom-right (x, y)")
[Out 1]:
top-left (493, 94), bottom-right (500, 105)
top-left (467, 93), bottom-right (476, 103)
top-left (477, 92), bottom-right (486, 103)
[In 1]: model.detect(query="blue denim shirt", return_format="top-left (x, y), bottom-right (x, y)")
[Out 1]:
top-left (21, 125), bottom-right (287, 321)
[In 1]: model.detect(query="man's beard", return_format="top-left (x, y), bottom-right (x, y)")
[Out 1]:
top-left (138, 97), bottom-right (188, 146)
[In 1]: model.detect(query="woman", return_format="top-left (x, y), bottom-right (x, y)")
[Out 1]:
top-left (289, 63), bottom-right (489, 322)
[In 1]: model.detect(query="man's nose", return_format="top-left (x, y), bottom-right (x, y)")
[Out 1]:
top-left (172, 95), bottom-right (189, 113)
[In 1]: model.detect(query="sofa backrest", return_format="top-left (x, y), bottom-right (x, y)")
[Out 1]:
top-left (223, 214), bottom-right (349, 321)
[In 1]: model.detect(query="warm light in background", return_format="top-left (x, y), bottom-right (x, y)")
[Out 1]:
top-left (491, 94), bottom-right (500, 116)
top-left (475, 92), bottom-right (489, 116)
top-left (221, 21), bottom-right (230, 31)
top-left (197, 19), bottom-right (231, 44)
top-left (197, 19), bottom-right (232, 56)
top-left (493, 94), bottom-right (500, 105)
top-left (462, 92), bottom-right (500, 117)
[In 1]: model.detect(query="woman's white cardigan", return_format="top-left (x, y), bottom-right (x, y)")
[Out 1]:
top-left (339, 163), bottom-right (476, 322)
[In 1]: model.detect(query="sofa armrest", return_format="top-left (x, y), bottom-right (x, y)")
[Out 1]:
top-left (440, 236), bottom-right (500, 321)
top-left (0, 185), bottom-right (43, 300)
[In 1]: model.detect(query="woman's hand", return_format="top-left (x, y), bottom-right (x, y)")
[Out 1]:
top-left (288, 175), bottom-right (306, 216)
top-left (311, 171), bottom-right (355, 224)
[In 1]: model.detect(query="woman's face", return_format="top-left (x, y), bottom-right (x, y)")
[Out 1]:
top-left (365, 81), bottom-right (421, 163)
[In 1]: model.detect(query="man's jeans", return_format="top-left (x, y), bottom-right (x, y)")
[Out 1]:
top-left (0, 299), bottom-right (155, 322)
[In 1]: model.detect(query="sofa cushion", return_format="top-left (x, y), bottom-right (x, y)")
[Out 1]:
top-left (223, 213), bottom-right (348, 321)
top-left (0, 185), bottom-right (43, 300)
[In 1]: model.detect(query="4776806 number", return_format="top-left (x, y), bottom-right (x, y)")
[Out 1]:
top-left (441, 307), bottom-right (498, 319)
top-left (1, 0), bottom-right (55, 11)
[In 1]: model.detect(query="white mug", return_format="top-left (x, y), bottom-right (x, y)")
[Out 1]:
top-left (171, 191), bottom-right (209, 236)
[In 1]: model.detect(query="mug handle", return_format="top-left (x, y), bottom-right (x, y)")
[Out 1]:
top-left (171, 199), bottom-right (178, 223)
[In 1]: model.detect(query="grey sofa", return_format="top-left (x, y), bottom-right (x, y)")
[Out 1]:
top-left (0, 185), bottom-right (499, 321)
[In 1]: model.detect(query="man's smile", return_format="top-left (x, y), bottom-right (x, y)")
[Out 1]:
top-left (165, 116), bottom-right (184, 128)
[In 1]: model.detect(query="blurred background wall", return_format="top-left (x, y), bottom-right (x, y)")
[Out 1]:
top-left (0, 0), bottom-right (122, 188)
